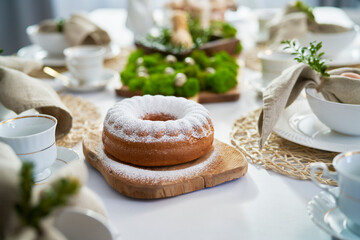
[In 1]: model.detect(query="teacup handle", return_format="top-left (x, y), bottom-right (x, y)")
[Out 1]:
top-left (310, 162), bottom-right (338, 203)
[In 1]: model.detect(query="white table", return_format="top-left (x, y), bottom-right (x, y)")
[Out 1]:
top-left (66, 8), bottom-right (332, 240)
top-left (67, 74), bottom-right (329, 240)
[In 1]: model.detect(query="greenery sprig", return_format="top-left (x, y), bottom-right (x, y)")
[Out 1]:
top-left (15, 162), bottom-right (80, 234)
top-left (282, 40), bottom-right (329, 91)
top-left (293, 0), bottom-right (315, 21)
top-left (0, 49), bottom-right (3, 54)
top-left (56, 19), bottom-right (65, 32)
top-left (282, 40), bottom-right (329, 77)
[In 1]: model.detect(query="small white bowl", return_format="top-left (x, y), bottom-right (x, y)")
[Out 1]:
top-left (306, 88), bottom-right (360, 135)
top-left (298, 26), bottom-right (358, 57)
top-left (258, 50), bottom-right (297, 86)
top-left (26, 24), bottom-right (69, 56)
top-left (54, 207), bottom-right (119, 240)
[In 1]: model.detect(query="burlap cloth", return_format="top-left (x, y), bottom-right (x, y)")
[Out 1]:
top-left (0, 142), bottom-right (107, 240)
top-left (258, 63), bottom-right (360, 147)
top-left (39, 13), bottom-right (111, 46)
top-left (0, 66), bottom-right (72, 139)
top-left (267, 4), bottom-right (349, 47)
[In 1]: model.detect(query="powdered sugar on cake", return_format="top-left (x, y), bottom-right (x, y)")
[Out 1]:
top-left (104, 95), bottom-right (212, 143)
top-left (98, 142), bottom-right (218, 184)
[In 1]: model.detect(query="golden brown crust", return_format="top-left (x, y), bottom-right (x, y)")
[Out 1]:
top-left (102, 124), bottom-right (214, 167)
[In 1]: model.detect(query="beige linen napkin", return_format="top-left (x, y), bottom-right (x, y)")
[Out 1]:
top-left (258, 63), bottom-right (360, 148)
top-left (64, 13), bottom-right (111, 46)
top-left (0, 67), bottom-right (72, 139)
top-left (0, 142), bottom-right (107, 239)
top-left (0, 56), bottom-right (42, 74)
top-left (268, 6), bottom-right (349, 46)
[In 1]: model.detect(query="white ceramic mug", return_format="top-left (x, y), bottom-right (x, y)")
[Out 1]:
top-left (64, 45), bottom-right (105, 84)
top-left (0, 114), bottom-right (57, 181)
top-left (310, 151), bottom-right (360, 235)
top-left (258, 50), bottom-right (297, 87)
top-left (54, 207), bottom-right (119, 240)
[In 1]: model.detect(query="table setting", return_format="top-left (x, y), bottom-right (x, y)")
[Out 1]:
top-left (0, 0), bottom-right (360, 239)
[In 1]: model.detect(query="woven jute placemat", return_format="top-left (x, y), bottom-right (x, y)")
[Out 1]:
top-left (56, 95), bottom-right (102, 148)
top-left (230, 108), bottom-right (337, 185)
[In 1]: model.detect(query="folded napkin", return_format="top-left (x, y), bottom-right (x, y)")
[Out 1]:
top-left (0, 56), bottom-right (42, 74)
top-left (258, 63), bottom-right (360, 147)
top-left (64, 13), bottom-right (111, 46)
top-left (0, 142), bottom-right (107, 240)
top-left (268, 5), bottom-right (349, 46)
top-left (0, 67), bottom-right (72, 139)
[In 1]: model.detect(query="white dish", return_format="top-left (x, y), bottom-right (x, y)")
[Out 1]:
top-left (26, 24), bottom-right (69, 56)
top-left (55, 68), bottom-right (119, 92)
top-left (54, 207), bottom-right (119, 240)
top-left (17, 43), bottom-right (120, 67)
top-left (308, 188), bottom-right (360, 240)
top-left (273, 97), bottom-right (360, 152)
top-left (35, 146), bottom-right (80, 185)
top-left (306, 88), bottom-right (360, 136)
top-left (18, 45), bottom-right (66, 66)
top-left (325, 42), bottom-right (360, 67)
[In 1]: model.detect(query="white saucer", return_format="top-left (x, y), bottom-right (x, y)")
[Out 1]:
top-left (18, 45), bottom-right (65, 67)
top-left (308, 188), bottom-right (360, 240)
top-left (55, 68), bottom-right (119, 92)
top-left (35, 146), bottom-right (80, 185)
top-left (273, 97), bottom-right (360, 152)
top-left (17, 43), bottom-right (120, 67)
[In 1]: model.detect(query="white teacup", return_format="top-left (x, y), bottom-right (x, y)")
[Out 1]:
top-left (54, 207), bottom-right (118, 240)
top-left (258, 50), bottom-right (297, 87)
top-left (311, 151), bottom-right (360, 235)
top-left (0, 114), bottom-right (57, 181)
top-left (64, 45), bottom-right (105, 85)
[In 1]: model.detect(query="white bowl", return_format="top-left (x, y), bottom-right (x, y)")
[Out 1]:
top-left (258, 50), bottom-right (297, 86)
top-left (298, 26), bottom-right (358, 57)
top-left (306, 88), bottom-right (360, 135)
top-left (26, 24), bottom-right (69, 56)
top-left (54, 207), bottom-right (118, 240)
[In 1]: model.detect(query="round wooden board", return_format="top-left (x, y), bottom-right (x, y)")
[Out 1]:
top-left (83, 131), bottom-right (248, 199)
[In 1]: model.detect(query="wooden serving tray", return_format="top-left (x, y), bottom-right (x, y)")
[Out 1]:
top-left (135, 37), bottom-right (240, 58)
top-left (83, 131), bottom-right (248, 199)
top-left (115, 86), bottom-right (240, 104)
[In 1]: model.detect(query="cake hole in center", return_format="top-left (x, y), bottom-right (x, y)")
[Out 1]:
top-left (142, 113), bottom-right (177, 121)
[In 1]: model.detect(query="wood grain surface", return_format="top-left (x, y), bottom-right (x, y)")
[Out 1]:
top-left (83, 131), bottom-right (248, 199)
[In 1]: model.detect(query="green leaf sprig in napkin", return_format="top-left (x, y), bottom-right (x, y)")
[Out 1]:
top-left (282, 40), bottom-right (329, 90)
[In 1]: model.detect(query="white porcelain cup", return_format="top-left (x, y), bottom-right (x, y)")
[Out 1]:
top-left (258, 50), bottom-right (297, 87)
top-left (0, 114), bottom-right (57, 181)
top-left (54, 207), bottom-right (119, 240)
top-left (310, 151), bottom-right (360, 235)
top-left (64, 45), bottom-right (105, 84)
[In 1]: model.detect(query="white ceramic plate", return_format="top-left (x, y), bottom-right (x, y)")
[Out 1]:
top-left (308, 188), bottom-right (360, 240)
top-left (18, 45), bottom-right (65, 66)
top-left (55, 68), bottom-right (119, 92)
top-left (273, 98), bottom-right (360, 152)
top-left (35, 146), bottom-right (80, 185)
top-left (17, 43), bottom-right (120, 67)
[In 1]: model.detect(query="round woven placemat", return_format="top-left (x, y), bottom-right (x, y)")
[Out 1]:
top-left (56, 95), bottom-right (102, 148)
top-left (230, 108), bottom-right (337, 186)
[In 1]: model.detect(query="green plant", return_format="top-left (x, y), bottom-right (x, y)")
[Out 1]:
top-left (293, 1), bottom-right (315, 21)
top-left (282, 40), bottom-right (329, 90)
top-left (15, 162), bottom-right (80, 234)
top-left (0, 49), bottom-right (3, 54)
top-left (120, 50), bottom-right (239, 97)
top-left (56, 19), bottom-right (65, 32)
